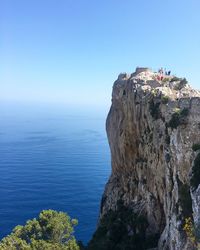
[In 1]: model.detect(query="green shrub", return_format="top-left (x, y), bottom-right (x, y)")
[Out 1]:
top-left (165, 134), bottom-right (170, 145)
top-left (170, 76), bottom-right (181, 82)
top-left (178, 182), bottom-right (192, 218)
top-left (168, 108), bottom-right (189, 129)
top-left (192, 144), bottom-right (200, 152)
top-left (180, 78), bottom-right (188, 85)
top-left (162, 78), bottom-right (169, 83)
top-left (168, 112), bottom-right (181, 129)
top-left (174, 78), bottom-right (188, 90)
top-left (190, 153), bottom-right (200, 190)
top-left (161, 95), bottom-right (169, 104)
top-left (88, 202), bottom-right (159, 250)
top-left (180, 107), bottom-right (189, 116)
top-left (0, 210), bottom-right (79, 250)
top-left (149, 99), bottom-right (161, 120)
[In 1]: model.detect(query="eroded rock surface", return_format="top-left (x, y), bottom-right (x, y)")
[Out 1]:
top-left (99, 68), bottom-right (200, 250)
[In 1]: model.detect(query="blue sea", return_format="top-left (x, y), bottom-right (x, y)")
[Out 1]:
top-left (0, 103), bottom-right (111, 244)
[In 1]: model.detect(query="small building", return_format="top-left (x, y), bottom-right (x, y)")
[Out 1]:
top-left (135, 67), bottom-right (152, 75)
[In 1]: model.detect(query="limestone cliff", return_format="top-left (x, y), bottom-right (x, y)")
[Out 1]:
top-left (97, 68), bottom-right (200, 250)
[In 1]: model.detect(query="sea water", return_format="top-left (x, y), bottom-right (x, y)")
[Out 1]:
top-left (0, 103), bottom-right (111, 244)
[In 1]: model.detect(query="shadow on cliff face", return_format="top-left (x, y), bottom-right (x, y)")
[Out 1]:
top-left (87, 200), bottom-right (160, 250)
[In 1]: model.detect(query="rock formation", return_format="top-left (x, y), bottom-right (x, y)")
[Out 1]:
top-left (93, 68), bottom-right (200, 250)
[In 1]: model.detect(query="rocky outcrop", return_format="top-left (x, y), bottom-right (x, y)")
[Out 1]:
top-left (99, 68), bottom-right (200, 249)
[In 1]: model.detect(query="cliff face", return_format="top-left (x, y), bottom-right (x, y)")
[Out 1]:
top-left (99, 69), bottom-right (200, 249)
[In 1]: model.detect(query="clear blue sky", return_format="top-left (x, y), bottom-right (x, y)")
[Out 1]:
top-left (1, 0), bottom-right (200, 110)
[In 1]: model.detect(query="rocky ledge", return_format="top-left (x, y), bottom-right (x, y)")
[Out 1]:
top-left (89, 68), bottom-right (200, 250)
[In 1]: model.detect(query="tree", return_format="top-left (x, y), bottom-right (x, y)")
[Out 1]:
top-left (0, 210), bottom-right (79, 250)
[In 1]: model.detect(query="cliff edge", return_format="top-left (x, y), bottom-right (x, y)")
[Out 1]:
top-left (89, 68), bottom-right (200, 250)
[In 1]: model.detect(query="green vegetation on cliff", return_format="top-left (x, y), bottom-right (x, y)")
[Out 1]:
top-left (168, 108), bottom-right (189, 129)
top-left (0, 210), bottom-right (79, 250)
top-left (87, 201), bottom-right (159, 250)
top-left (190, 152), bottom-right (200, 190)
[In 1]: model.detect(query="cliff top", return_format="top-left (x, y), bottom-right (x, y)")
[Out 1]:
top-left (117, 67), bottom-right (200, 100)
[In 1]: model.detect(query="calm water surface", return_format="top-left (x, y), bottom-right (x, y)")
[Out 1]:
top-left (0, 104), bottom-right (111, 243)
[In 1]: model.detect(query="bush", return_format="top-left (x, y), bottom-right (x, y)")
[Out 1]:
top-left (174, 78), bottom-right (188, 90)
top-left (178, 182), bottom-right (192, 218)
top-left (168, 112), bottom-right (181, 129)
top-left (192, 144), bottom-right (200, 152)
top-left (180, 107), bottom-right (189, 116)
top-left (183, 217), bottom-right (197, 247)
top-left (88, 201), bottom-right (159, 250)
top-left (161, 95), bottom-right (169, 104)
top-left (0, 210), bottom-right (79, 250)
top-left (168, 108), bottom-right (189, 129)
top-left (170, 76), bottom-right (181, 82)
top-left (162, 78), bottom-right (169, 83)
top-left (149, 99), bottom-right (161, 120)
top-left (165, 134), bottom-right (170, 145)
top-left (190, 153), bottom-right (200, 190)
